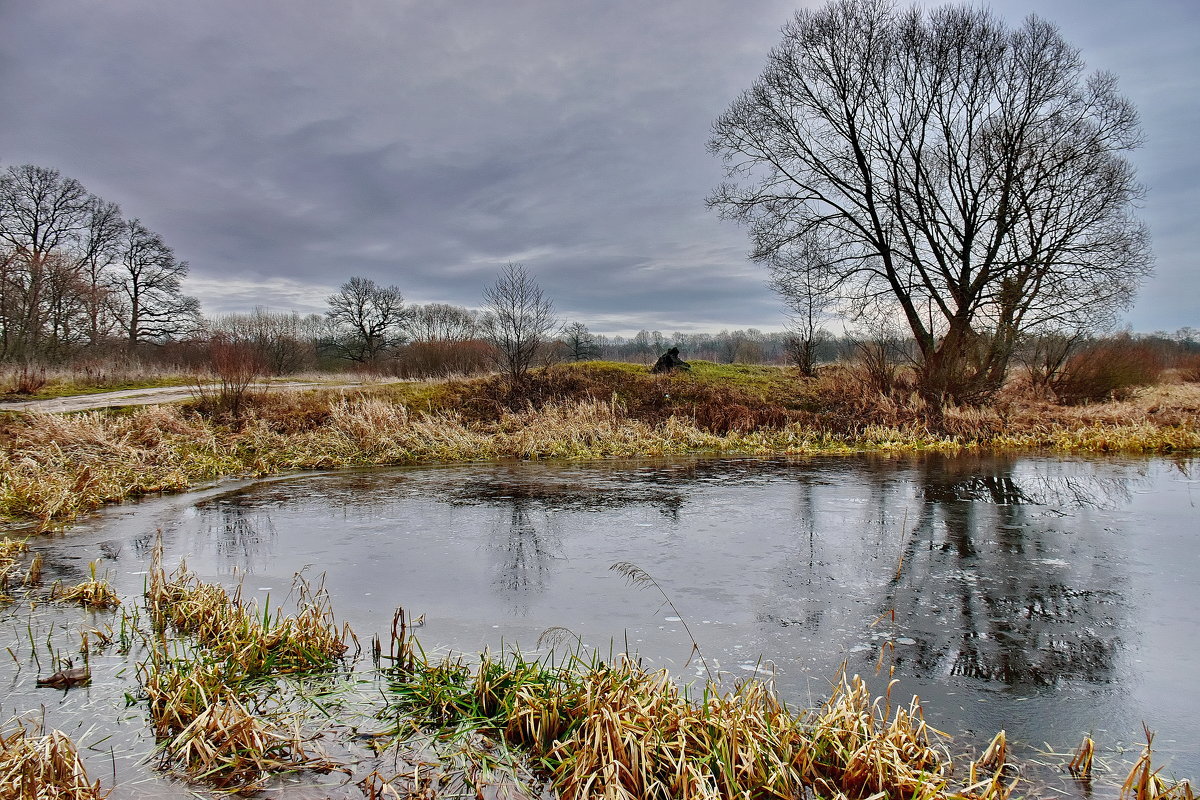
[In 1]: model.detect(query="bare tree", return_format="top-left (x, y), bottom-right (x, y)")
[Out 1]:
top-left (325, 276), bottom-right (409, 365)
top-left (481, 263), bottom-right (556, 383)
top-left (408, 302), bottom-right (479, 343)
top-left (0, 165), bottom-right (92, 359)
top-left (561, 321), bottom-right (599, 362)
top-left (709, 0), bottom-right (1152, 402)
top-left (76, 198), bottom-right (125, 347)
top-left (771, 236), bottom-right (836, 377)
top-left (112, 218), bottom-right (199, 349)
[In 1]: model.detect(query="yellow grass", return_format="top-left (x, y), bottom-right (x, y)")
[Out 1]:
top-left (0, 725), bottom-right (107, 800)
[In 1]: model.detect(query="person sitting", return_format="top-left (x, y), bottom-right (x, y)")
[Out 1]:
top-left (651, 346), bottom-right (690, 374)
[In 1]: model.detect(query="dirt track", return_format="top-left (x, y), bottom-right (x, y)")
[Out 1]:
top-left (0, 381), bottom-right (371, 413)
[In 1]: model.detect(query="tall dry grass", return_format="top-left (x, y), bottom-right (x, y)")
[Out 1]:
top-left (140, 545), bottom-right (350, 790)
top-left (1, 366), bottom-right (1197, 526)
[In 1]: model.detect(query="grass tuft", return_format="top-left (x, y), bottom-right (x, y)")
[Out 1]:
top-left (0, 724), bottom-right (107, 800)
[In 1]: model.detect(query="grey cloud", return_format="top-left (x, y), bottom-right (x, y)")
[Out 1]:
top-left (1, 0), bottom-right (1195, 334)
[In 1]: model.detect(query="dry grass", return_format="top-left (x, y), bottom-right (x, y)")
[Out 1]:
top-left (385, 625), bottom-right (1047, 800)
top-left (0, 366), bottom-right (1196, 527)
top-left (139, 542), bottom-right (350, 791)
top-left (50, 561), bottom-right (120, 609)
top-left (0, 725), bottom-right (107, 800)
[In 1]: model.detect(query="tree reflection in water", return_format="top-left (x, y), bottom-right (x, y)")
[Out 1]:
top-left (882, 454), bottom-right (1127, 687)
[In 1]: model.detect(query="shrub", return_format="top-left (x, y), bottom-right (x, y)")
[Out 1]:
top-left (1051, 338), bottom-right (1166, 404)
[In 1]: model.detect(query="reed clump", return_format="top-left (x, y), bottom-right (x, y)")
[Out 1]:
top-left (140, 547), bottom-right (349, 791)
top-left (384, 635), bottom-right (1018, 800)
top-left (50, 561), bottom-right (120, 609)
top-left (0, 724), bottom-right (107, 800)
top-left (147, 563), bottom-right (349, 676)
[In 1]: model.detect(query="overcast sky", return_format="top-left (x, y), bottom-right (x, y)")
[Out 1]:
top-left (1, 0), bottom-right (1195, 336)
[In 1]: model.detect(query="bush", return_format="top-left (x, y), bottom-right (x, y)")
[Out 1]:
top-left (1176, 352), bottom-right (1200, 383)
top-left (1050, 338), bottom-right (1166, 404)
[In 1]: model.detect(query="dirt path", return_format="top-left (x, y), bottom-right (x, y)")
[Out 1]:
top-left (0, 381), bottom-right (380, 413)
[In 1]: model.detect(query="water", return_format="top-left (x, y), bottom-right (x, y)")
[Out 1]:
top-left (3, 452), bottom-right (1197, 796)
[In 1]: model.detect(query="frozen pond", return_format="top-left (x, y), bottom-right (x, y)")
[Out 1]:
top-left (4, 452), bottom-right (1198, 794)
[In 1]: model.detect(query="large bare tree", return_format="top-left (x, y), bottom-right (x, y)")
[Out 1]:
top-left (0, 165), bottom-right (92, 359)
top-left (481, 263), bottom-right (556, 383)
top-left (325, 276), bottom-right (409, 364)
top-left (113, 218), bottom-right (198, 349)
top-left (708, 0), bottom-right (1152, 401)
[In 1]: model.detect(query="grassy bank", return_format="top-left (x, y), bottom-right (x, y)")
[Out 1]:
top-left (1, 361), bottom-right (1197, 526)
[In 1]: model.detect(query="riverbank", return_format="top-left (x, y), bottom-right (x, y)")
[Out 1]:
top-left (1, 361), bottom-right (1198, 526)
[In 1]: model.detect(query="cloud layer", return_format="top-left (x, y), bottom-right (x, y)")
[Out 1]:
top-left (1, 0), bottom-right (1195, 334)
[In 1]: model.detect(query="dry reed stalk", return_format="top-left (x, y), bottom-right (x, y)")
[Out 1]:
top-left (0, 725), bottom-right (108, 800)
top-left (1121, 727), bottom-right (1195, 800)
top-left (1068, 735), bottom-right (1095, 779)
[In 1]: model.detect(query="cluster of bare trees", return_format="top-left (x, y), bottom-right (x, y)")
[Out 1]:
top-left (317, 264), bottom-right (559, 381)
top-left (0, 164), bottom-right (199, 362)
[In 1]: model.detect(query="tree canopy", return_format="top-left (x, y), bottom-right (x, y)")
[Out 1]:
top-left (708, 0), bottom-right (1152, 401)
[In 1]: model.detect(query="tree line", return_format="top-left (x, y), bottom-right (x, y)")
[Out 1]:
top-left (0, 164), bottom-right (199, 361)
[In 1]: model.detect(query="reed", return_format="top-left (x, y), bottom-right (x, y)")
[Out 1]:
top-left (50, 561), bottom-right (120, 609)
top-left (1121, 727), bottom-right (1194, 800)
top-left (140, 547), bottom-right (350, 791)
top-left (0, 725), bottom-right (107, 800)
top-left (1069, 735), bottom-right (1096, 780)
top-left (382, 637), bottom-right (972, 800)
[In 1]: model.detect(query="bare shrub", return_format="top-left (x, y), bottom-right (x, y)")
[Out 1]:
top-left (1, 364), bottom-right (47, 396)
top-left (396, 339), bottom-right (492, 379)
top-left (192, 334), bottom-right (267, 419)
top-left (1051, 338), bottom-right (1166, 404)
top-left (1176, 353), bottom-right (1200, 383)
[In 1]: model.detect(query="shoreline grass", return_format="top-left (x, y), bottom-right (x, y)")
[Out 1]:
top-left (3, 561), bottom-right (1193, 798)
top-left (0, 362), bottom-right (1197, 526)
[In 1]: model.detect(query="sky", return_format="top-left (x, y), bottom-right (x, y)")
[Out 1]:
top-left (1, 0), bottom-right (1196, 337)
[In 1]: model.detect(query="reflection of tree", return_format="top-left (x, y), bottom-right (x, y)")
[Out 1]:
top-left (194, 500), bottom-right (277, 574)
top-left (490, 499), bottom-right (561, 612)
top-left (883, 453), bottom-right (1125, 687)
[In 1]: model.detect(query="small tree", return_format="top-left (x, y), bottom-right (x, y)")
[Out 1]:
top-left (325, 276), bottom-right (408, 365)
top-left (561, 321), bottom-right (599, 361)
top-left (481, 263), bottom-right (556, 383)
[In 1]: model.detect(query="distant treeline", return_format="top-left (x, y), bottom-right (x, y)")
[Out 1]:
top-left (4, 162), bottom-right (1197, 398)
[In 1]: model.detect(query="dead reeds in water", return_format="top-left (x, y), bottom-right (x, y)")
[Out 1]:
top-left (1122, 726), bottom-right (1194, 800)
top-left (0, 725), bottom-right (107, 800)
top-left (50, 561), bottom-right (120, 609)
top-left (140, 540), bottom-right (350, 791)
top-left (384, 636), bottom-right (966, 800)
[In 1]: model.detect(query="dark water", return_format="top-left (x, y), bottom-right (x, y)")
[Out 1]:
top-left (4, 452), bottom-right (1197, 795)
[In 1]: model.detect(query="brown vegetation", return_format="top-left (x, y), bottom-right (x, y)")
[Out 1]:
top-left (0, 726), bottom-right (107, 800)
top-left (0, 361), bottom-right (1196, 527)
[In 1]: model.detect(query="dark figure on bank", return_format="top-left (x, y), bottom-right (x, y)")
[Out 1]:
top-left (651, 347), bottom-right (690, 374)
